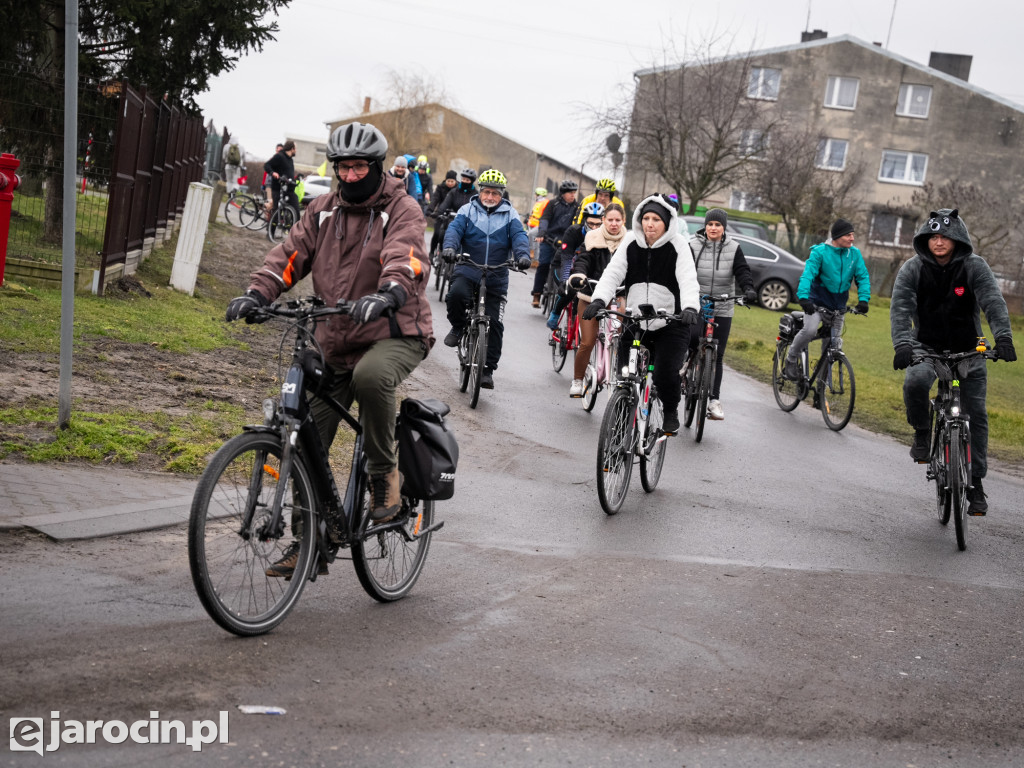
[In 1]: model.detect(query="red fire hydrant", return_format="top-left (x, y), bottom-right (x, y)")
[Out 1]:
top-left (0, 153), bottom-right (22, 287)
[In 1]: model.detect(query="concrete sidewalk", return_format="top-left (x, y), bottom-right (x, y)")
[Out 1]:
top-left (0, 461), bottom-right (198, 541)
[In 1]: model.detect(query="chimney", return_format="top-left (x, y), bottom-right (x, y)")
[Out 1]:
top-left (362, 97), bottom-right (372, 114)
top-left (929, 52), bottom-right (972, 81)
top-left (801, 29), bottom-right (827, 43)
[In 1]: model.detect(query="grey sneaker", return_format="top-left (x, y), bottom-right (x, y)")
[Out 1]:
top-left (783, 357), bottom-right (801, 380)
top-left (967, 477), bottom-right (988, 516)
top-left (443, 328), bottom-right (462, 348)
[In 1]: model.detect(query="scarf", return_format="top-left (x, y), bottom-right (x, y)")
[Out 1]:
top-left (585, 222), bottom-right (627, 252)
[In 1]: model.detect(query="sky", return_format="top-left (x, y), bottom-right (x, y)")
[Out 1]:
top-left (196, 0), bottom-right (1024, 177)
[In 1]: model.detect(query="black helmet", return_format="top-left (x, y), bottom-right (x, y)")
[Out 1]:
top-left (559, 179), bottom-right (579, 193)
top-left (460, 168), bottom-right (477, 181)
top-left (326, 122), bottom-right (388, 162)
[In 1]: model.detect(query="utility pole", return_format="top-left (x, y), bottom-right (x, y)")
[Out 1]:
top-left (59, 0), bottom-right (79, 429)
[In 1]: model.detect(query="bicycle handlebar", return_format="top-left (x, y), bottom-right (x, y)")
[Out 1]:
top-left (911, 347), bottom-right (998, 365)
top-left (248, 295), bottom-right (355, 323)
top-left (452, 253), bottom-right (530, 273)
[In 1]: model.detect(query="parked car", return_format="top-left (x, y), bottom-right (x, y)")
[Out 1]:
top-left (678, 220), bottom-right (805, 311)
top-left (679, 215), bottom-right (769, 241)
top-left (301, 175), bottom-right (332, 205)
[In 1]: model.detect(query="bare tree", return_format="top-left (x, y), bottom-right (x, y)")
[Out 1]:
top-left (746, 126), bottom-right (864, 255)
top-left (591, 38), bottom-right (772, 214)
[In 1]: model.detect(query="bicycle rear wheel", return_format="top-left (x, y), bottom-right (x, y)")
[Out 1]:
top-left (582, 363), bottom-right (599, 412)
top-left (243, 199), bottom-right (268, 230)
top-left (551, 310), bottom-right (569, 372)
top-left (438, 262), bottom-right (450, 301)
top-left (597, 388), bottom-right (634, 515)
top-left (353, 492), bottom-right (434, 602)
top-left (772, 342), bottom-right (801, 412)
top-left (694, 347), bottom-right (713, 442)
top-left (224, 194), bottom-right (252, 227)
top-left (469, 325), bottom-right (488, 409)
top-left (821, 353), bottom-right (856, 431)
top-left (188, 432), bottom-right (316, 636)
top-left (268, 205), bottom-right (298, 243)
top-left (640, 396), bottom-right (667, 492)
top-left (949, 425), bottom-right (969, 551)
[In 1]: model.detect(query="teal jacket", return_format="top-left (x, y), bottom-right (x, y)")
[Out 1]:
top-left (797, 242), bottom-right (870, 310)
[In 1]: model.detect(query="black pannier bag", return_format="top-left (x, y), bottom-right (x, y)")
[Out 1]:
top-left (778, 312), bottom-right (804, 342)
top-left (397, 398), bottom-right (459, 501)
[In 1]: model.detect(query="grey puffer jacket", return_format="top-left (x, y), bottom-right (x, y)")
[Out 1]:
top-left (688, 230), bottom-right (754, 317)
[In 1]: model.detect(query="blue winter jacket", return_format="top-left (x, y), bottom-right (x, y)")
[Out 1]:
top-left (443, 196), bottom-right (530, 293)
top-left (797, 242), bottom-right (871, 311)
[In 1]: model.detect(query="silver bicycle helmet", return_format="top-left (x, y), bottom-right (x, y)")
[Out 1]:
top-left (326, 122), bottom-right (388, 162)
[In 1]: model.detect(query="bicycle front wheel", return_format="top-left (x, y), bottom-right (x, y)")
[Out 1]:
top-left (552, 310), bottom-right (568, 372)
top-left (949, 425), bottom-right (969, 551)
top-left (458, 327), bottom-right (472, 393)
top-left (640, 396), bottom-right (667, 492)
top-left (694, 347), bottom-right (714, 443)
top-left (353, 493), bottom-right (434, 602)
top-left (932, 427), bottom-right (950, 525)
top-left (243, 199), bottom-right (268, 230)
top-left (772, 342), bottom-right (801, 412)
top-left (469, 325), bottom-right (488, 409)
top-left (188, 431), bottom-right (316, 636)
top-left (597, 388), bottom-right (635, 515)
top-left (267, 206), bottom-right (298, 243)
top-left (821, 353), bottom-right (856, 431)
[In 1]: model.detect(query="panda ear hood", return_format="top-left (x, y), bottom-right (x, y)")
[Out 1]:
top-left (913, 207), bottom-right (974, 260)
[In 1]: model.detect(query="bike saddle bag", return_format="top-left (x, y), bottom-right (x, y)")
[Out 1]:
top-left (397, 398), bottom-right (459, 501)
top-left (777, 312), bottom-right (804, 341)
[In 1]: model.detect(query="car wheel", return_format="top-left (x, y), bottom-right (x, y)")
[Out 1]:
top-left (759, 280), bottom-right (791, 311)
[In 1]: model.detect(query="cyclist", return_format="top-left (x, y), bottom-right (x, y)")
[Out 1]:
top-left (582, 194), bottom-right (700, 434)
top-left (261, 142), bottom-right (284, 212)
top-left (546, 201), bottom-right (605, 330)
top-left (263, 140), bottom-right (298, 221)
top-left (441, 169), bottom-right (531, 390)
top-left (566, 202), bottom-right (628, 396)
top-left (891, 208), bottom-right (1016, 516)
top-left (415, 155), bottom-right (433, 211)
top-left (388, 155), bottom-right (416, 196)
top-left (533, 179), bottom-right (579, 308)
top-left (225, 121), bottom-right (434, 577)
top-left (527, 187), bottom-right (550, 261)
top-left (783, 218), bottom-right (870, 380)
top-left (687, 208), bottom-right (758, 420)
top-left (432, 168), bottom-right (478, 219)
top-left (426, 170), bottom-right (459, 255)
top-left (573, 178), bottom-right (625, 224)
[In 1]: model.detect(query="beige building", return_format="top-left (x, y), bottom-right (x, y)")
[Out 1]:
top-left (284, 133), bottom-right (330, 175)
top-left (325, 103), bottom-right (597, 215)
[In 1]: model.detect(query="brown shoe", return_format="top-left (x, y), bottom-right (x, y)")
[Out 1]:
top-left (266, 541), bottom-right (328, 580)
top-left (531, 293), bottom-right (540, 308)
top-left (369, 468), bottom-right (403, 522)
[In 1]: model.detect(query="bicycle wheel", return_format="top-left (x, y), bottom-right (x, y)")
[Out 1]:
top-left (188, 432), bottom-right (316, 636)
top-left (772, 342), bottom-right (801, 412)
top-left (932, 427), bottom-right (951, 525)
top-left (582, 364), bottom-right (599, 412)
top-left (267, 205), bottom-right (298, 243)
top-left (694, 347), bottom-right (714, 443)
top-left (243, 199), bottom-right (268, 230)
top-left (597, 388), bottom-right (635, 515)
top-left (224, 194), bottom-right (251, 227)
top-left (681, 356), bottom-right (697, 428)
top-left (949, 425), bottom-right (969, 551)
top-left (640, 395), bottom-right (667, 492)
top-left (820, 353), bottom-right (856, 431)
top-left (551, 310), bottom-right (569, 372)
top-left (437, 263), bottom-right (450, 302)
top-left (353, 491), bottom-right (434, 602)
top-left (458, 326), bottom-right (473, 393)
top-left (468, 325), bottom-right (488, 409)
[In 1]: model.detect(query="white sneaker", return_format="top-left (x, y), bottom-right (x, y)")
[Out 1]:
top-left (707, 399), bottom-right (724, 420)
top-left (569, 379), bottom-right (585, 398)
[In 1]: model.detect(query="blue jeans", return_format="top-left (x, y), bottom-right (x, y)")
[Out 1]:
top-left (904, 357), bottom-right (989, 478)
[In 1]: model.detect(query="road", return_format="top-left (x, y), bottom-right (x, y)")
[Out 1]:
top-left (3, 270), bottom-right (1023, 767)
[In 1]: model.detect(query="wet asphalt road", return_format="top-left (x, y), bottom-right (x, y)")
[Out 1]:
top-left (3, 268), bottom-right (1023, 767)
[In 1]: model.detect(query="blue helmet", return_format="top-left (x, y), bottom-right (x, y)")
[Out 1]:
top-left (582, 202), bottom-right (605, 219)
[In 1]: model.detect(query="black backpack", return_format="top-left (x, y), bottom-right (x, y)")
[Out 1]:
top-left (397, 398), bottom-right (459, 501)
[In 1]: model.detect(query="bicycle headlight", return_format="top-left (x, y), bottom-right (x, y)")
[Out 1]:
top-left (263, 398), bottom-right (276, 425)
top-left (950, 405), bottom-right (960, 417)
top-left (621, 365), bottom-right (630, 378)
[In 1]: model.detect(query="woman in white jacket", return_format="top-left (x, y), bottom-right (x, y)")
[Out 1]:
top-left (583, 194), bottom-right (700, 434)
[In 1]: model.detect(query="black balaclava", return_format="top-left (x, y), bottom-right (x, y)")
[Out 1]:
top-left (458, 179), bottom-right (474, 193)
top-left (337, 160), bottom-right (383, 204)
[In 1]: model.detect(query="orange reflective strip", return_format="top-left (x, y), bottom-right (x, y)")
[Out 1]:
top-left (281, 251), bottom-right (298, 288)
top-left (409, 246), bottom-right (423, 276)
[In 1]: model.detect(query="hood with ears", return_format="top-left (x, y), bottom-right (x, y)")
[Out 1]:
top-left (912, 208), bottom-right (974, 261)
top-left (631, 194), bottom-right (679, 249)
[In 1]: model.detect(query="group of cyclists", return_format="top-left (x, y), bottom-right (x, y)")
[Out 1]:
top-left (226, 120), bottom-right (1017, 568)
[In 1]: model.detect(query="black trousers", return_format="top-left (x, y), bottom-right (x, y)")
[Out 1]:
top-left (446, 274), bottom-right (506, 371)
top-left (619, 321), bottom-right (689, 412)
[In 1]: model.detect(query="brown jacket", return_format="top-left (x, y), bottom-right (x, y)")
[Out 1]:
top-left (249, 174), bottom-right (434, 368)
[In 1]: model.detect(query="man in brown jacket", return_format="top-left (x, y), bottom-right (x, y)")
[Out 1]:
top-left (227, 122), bottom-right (434, 578)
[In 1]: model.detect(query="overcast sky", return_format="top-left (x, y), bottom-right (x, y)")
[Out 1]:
top-left (196, 0), bottom-right (1024, 176)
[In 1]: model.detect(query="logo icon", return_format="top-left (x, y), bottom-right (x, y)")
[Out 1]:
top-left (954, 286), bottom-right (965, 296)
top-left (10, 718), bottom-right (44, 756)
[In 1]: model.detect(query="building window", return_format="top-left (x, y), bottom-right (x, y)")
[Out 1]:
top-left (748, 67), bottom-right (781, 100)
top-left (816, 138), bottom-right (849, 171)
top-left (739, 130), bottom-right (768, 158)
top-left (896, 84), bottom-right (932, 118)
top-left (425, 109), bottom-right (444, 135)
top-left (878, 150), bottom-right (928, 184)
top-left (869, 211), bottom-right (917, 247)
top-left (824, 76), bottom-right (859, 109)
top-left (730, 190), bottom-right (760, 212)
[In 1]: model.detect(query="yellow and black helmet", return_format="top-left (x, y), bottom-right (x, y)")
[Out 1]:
top-left (477, 169), bottom-right (507, 189)
top-left (596, 178), bottom-right (617, 193)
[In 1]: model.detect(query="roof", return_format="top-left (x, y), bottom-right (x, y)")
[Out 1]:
top-left (635, 34), bottom-right (1024, 115)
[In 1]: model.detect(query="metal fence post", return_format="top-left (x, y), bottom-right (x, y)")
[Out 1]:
top-left (0, 153), bottom-right (23, 287)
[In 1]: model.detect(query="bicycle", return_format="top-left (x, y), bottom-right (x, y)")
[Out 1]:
top-left (188, 297), bottom-right (442, 636)
top-left (913, 344), bottom-right (996, 551)
top-left (568, 279), bottom-right (625, 412)
top-left (539, 239), bottom-right (559, 315)
top-left (771, 305), bottom-right (863, 431)
top-left (266, 177), bottom-right (300, 243)
top-left (681, 293), bottom-right (748, 442)
top-left (451, 253), bottom-right (530, 408)
top-left (594, 304), bottom-right (681, 515)
top-left (223, 190), bottom-right (266, 229)
top-left (550, 283), bottom-right (581, 374)
top-left (433, 212), bottom-right (456, 299)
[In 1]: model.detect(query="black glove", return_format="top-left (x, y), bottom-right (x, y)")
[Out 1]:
top-left (516, 256), bottom-right (532, 271)
top-left (995, 336), bottom-right (1017, 362)
top-left (581, 298), bottom-right (606, 321)
top-left (568, 274), bottom-right (587, 291)
top-left (799, 299), bottom-right (816, 315)
top-left (743, 288), bottom-right (758, 305)
top-left (442, 248), bottom-right (456, 263)
top-left (225, 289), bottom-right (269, 323)
top-left (856, 301), bottom-right (869, 315)
top-left (893, 344), bottom-right (914, 370)
top-left (351, 284), bottom-right (406, 324)
top-left (680, 308), bottom-right (700, 327)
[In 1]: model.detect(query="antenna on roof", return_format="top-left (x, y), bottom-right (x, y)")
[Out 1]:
top-left (805, 0), bottom-right (812, 32)
top-left (885, 0), bottom-right (898, 49)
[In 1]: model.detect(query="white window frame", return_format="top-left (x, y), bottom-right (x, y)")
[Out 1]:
top-left (739, 129), bottom-right (768, 159)
top-left (748, 67), bottom-right (781, 100)
top-left (824, 76), bottom-right (859, 110)
top-left (729, 190), bottom-right (759, 212)
top-left (878, 150), bottom-right (928, 185)
top-left (868, 212), bottom-right (917, 247)
top-left (896, 84), bottom-right (932, 118)
top-left (815, 138), bottom-right (849, 171)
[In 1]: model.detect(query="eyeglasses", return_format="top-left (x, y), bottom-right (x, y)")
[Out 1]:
top-left (585, 220), bottom-right (602, 229)
top-left (334, 161), bottom-right (371, 179)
